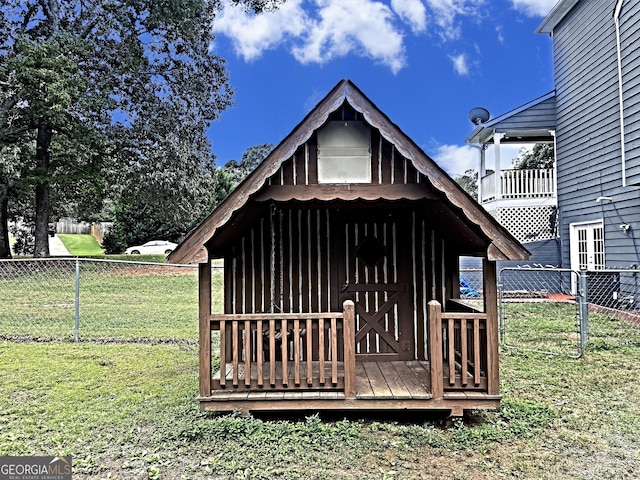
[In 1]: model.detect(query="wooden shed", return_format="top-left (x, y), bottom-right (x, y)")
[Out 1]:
top-left (168, 79), bottom-right (529, 416)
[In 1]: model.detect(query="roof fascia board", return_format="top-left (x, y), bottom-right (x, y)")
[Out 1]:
top-left (465, 91), bottom-right (555, 144)
top-left (169, 79), bottom-right (530, 264)
top-left (168, 80), bottom-right (351, 264)
top-left (536, 0), bottom-right (581, 34)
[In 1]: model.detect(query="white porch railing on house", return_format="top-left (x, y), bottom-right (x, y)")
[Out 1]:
top-left (481, 168), bottom-right (555, 203)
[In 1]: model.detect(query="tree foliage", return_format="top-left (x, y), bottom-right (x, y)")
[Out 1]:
top-left (0, 0), bottom-right (280, 258)
top-left (454, 169), bottom-right (478, 201)
top-left (220, 143), bottom-right (274, 187)
top-left (512, 143), bottom-right (555, 170)
top-left (209, 143), bottom-right (274, 209)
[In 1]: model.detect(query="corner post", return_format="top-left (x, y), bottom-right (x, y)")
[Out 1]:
top-left (428, 300), bottom-right (443, 399)
top-left (483, 258), bottom-right (500, 395)
top-left (199, 260), bottom-right (212, 397)
top-left (342, 300), bottom-right (356, 398)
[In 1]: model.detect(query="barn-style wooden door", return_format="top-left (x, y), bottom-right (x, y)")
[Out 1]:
top-left (336, 211), bottom-right (414, 361)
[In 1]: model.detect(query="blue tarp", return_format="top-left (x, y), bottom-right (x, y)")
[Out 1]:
top-left (460, 277), bottom-right (480, 298)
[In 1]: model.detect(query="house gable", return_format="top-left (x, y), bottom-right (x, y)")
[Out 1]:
top-left (169, 80), bottom-right (528, 264)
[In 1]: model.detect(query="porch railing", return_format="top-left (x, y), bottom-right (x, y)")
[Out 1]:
top-left (203, 301), bottom-right (356, 397)
top-left (481, 168), bottom-right (555, 203)
top-left (428, 301), bottom-right (493, 397)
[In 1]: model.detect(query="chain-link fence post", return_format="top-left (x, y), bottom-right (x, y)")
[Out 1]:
top-left (578, 269), bottom-right (588, 356)
top-left (75, 258), bottom-right (80, 342)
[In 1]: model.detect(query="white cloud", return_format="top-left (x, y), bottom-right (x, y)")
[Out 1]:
top-left (292, 0), bottom-right (406, 74)
top-left (213, 0), bottom-right (308, 60)
top-left (213, 0), bottom-right (488, 73)
top-left (424, 0), bottom-right (484, 41)
top-left (432, 143), bottom-right (532, 177)
top-left (450, 52), bottom-right (469, 75)
top-left (391, 0), bottom-right (427, 33)
top-left (510, 0), bottom-right (556, 17)
top-left (432, 144), bottom-right (478, 176)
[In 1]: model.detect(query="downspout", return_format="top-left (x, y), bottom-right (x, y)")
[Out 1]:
top-left (614, 0), bottom-right (627, 186)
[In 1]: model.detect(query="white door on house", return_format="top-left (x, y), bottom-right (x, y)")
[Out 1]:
top-left (570, 220), bottom-right (605, 273)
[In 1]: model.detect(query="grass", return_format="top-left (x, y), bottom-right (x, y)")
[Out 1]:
top-left (57, 234), bottom-right (104, 256)
top-left (1, 340), bottom-right (638, 479)
top-left (0, 260), bottom-right (224, 340)
top-left (2, 265), bottom-right (640, 478)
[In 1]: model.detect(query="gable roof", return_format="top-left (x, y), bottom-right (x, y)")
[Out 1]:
top-left (536, 0), bottom-right (581, 34)
top-left (465, 91), bottom-right (556, 145)
top-left (168, 79), bottom-right (529, 264)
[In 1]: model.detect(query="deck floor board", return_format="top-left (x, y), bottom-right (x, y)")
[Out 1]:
top-left (211, 360), bottom-right (433, 400)
top-left (201, 360), bottom-right (500, 413)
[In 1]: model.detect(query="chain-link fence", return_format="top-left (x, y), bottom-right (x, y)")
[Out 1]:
top-left (498, 267), bottom-right (640, 357)
top-left (4, 259), bottom-right (640, 352)
top-left (0, 258), bottom-right (223, 342)
top-left (498, 267), bottom-right (582, 357)
top-left (460, 268), bottom-right (483, 299)
top-left (585, 268), bottom-right (640, 351)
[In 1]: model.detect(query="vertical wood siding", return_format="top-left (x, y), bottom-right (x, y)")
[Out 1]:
top-left (224, 122), bottom-right (451, 359)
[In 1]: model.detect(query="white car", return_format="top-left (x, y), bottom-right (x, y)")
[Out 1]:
top-left (125, 240), bottom-right (177, 255)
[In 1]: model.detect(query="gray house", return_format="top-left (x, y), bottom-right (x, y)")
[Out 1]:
top-left (467, 0), bottom-right (640, 284)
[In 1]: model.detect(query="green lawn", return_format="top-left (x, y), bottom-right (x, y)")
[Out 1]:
top-left (0, 260), bottom-right (215, 341)
top-left (1, 264), bottom-right (639, 479)
top-left (57, 234), bottom-right (104, 256)
top-left (1, 339), bottom-right (639, 478)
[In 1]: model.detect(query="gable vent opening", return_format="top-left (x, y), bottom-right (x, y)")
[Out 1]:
top-left (317, 120), bottom-right (371, 183)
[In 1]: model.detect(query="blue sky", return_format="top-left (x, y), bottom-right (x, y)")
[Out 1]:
top-left (208, 0), bottom-right (557, 176)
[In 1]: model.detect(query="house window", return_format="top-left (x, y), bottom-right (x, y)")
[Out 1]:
top-left (317, 121), bottom-right (371, 183)
top-left (570, 220), bottom-right (605, 271)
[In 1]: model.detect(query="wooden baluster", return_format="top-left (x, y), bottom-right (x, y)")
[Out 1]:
top-left (219, 320), bottom-right (226, 388)
top-left (281, 319), bottom-right (288, 386)
top-left (244, 320), bottom-right (251, 387)
top-left (461, 319), bottom-right (468, 387)
top-left (448, 319), bottom-right (455, 386)
top-left (269, 319), bottom-right (276, 386)
top-left (294, 319), bottom-right (301, 386)
top-left (319, 318), bottom-right (325, 385)
top-left (306, 318), bottom-right (313, 386)
top-left (474, 319), bottom-right (481, 385)
top-left (257, 320), bottom-right (263, 387)
top-left (232, 321), bottom-right (239, 387)
top-left (331, 316), bottom-right (338, 385)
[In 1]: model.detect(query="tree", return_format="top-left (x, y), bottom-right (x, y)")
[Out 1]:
top-left (0, 0), bottom-right (281, 258)
top-left (512, 143), bottom-right (555, 170)
top-left (104, 96), bottom-right (218, 252)
top-left (212, 143), bottom-right (274, 206)
top-left (222, 143), bottom-right (274, 187)
top-left (454, 169), bottom-right (478, 201)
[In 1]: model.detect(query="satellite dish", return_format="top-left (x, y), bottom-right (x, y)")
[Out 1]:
top-left (468, 107), bottom-right (490, 125)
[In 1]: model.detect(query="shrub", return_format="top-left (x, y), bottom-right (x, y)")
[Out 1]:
top-left (101, 221), bottom-right (127, 254)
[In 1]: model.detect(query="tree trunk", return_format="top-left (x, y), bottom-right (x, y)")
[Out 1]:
top-left (0, 181), bottom-right (13, 259)
top-left (34, 118), bottom-right (52, 258)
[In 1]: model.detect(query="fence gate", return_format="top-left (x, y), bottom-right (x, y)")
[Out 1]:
top-left (498, 267), bottom-right (584, 358)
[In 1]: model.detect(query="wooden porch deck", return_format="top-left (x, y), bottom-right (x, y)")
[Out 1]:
top-left (201, 360), bottom-right (500, 415)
